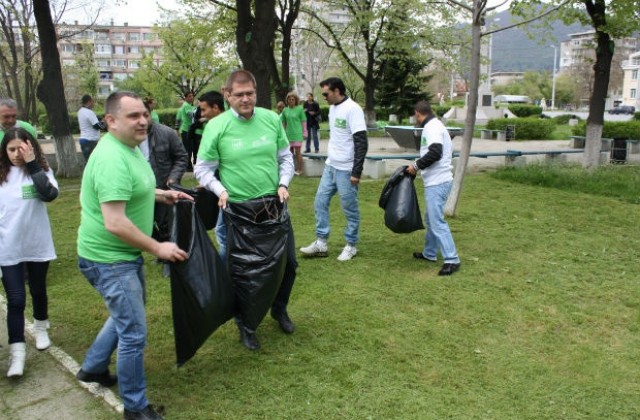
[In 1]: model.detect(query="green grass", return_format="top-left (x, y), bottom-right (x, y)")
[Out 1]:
top-left (548, 124), bottom-right (574, 141)
top-left (19, 168), bottom-right (640, 418)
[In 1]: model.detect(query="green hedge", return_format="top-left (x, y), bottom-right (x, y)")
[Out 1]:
top-left (433, 105), bottom-right (451, 117)
top-left (633, 112), bottom-right (640, 121)
top-left (507, 104), bottom-right (543, 118)
top-left (572, 121), bottom-right (640, 139)
top-left (486, 117), bottom-right (556, 140)
top-left (552, 114), bottom-right (582, 125)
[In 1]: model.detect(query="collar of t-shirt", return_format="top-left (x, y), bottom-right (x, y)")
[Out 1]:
top-left (333, 96), bottom-right (349, 107)
top-left (229, 107), bottom-right (255, 120)
top-left (418, 114), bottom-right (436, 128)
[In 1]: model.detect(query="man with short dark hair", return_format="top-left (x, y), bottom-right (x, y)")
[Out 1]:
top-left (188, 91), bottom-right (226, 163)
top-left (303, 92), bottom-right (320, 153)
top-left (77, 94), bottom-right (105, 162)
top-left (175, 91), bottom-right (196, 170)
top-left (406, 100), bottom-right (460, 276)
top-left (76, 91), bottom-right (191, 420)
top-left (300, 77), bottom-right (368, 261)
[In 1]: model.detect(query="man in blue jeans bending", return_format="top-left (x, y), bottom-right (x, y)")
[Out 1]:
top-left (300, 77), bottom-right (368, 261)
top-left (76, 91), bottom-right (191, 420)
top-left (405, 100), bottom-right (460, 276)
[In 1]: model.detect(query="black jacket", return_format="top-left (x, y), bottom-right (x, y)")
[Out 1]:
top-left (147, 122), bottom-right (189, 187)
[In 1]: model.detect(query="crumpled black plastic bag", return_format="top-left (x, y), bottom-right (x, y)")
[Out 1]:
top-left (223, 196), bottom-right (290, 331)
top-left (170, 184), bottom-right (219, 230)
top-left (169, 200), bottom-right (235, 367)
top-left (379, 166), bottom-right (425, 233)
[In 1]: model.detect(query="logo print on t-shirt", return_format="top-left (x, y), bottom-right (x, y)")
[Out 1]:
top-left (22, 184), bottom-right (37, 199)
top-left (335, 118), bottom-right (347, 129)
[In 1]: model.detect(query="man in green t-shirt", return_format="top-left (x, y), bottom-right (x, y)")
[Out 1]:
top-left (76, 91), bottom-right (191, 420)
top-left (0, 98), bottom-right (37, 142)
top-left (174, 91), bottom-right (196, 170)
top-left (194, 70), bottom-right (296, 351)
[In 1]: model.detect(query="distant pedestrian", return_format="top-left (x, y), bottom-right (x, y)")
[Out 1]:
top-left (281, 92), bottom-right (307, 175)
top-left (77, 94), bottom-right (105, 162)
top-left (405, 100), bottom-right (460, 276)
top-left (174, 91), bottom-right (197, 170)
top-left (0, 98), bottom-right (37, 142)
top-left (303, 92), bottom-right (321, 153)
top-left (0, 127), bottom-right (58, 377)
top-left (300, 77), bottom-right (368, 261)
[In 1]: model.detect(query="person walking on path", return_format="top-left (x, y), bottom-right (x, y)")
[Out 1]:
top-left (174, 91), bottom-right (196, 171)
top-left (76, 91), bottom-right (191, 420)
top-left (406, 101), bottom-right (460, 276)
top-left (281, 92), bottom-right (307, 175)
top-left (0, 127), bottom-right (58, 377)
top-left (77, 94), bottom-right (105, 162)
top-left (0, 98), bottom-right (37, 141)
top-left (300, 77), bottom-right (368, 261)
top-left (303, 93), bottom-right (320, 153)
top-left (194, 70), bottom-right (296, 351)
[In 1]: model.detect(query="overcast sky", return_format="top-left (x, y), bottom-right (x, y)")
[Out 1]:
top-left (63, 0), bottom-right (179, 27)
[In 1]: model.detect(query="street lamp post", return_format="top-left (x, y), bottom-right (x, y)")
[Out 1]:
top-left (550, 45), bottom-right (557, 110)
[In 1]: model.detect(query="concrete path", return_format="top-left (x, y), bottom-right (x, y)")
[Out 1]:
top-left (0, 296), bottom-right (121, 419)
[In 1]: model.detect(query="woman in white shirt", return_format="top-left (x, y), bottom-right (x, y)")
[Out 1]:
top-left (0, 127), bottom-right (58, 377)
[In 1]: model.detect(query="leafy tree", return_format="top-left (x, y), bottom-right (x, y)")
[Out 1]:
top-left (376, 55), bottom-right (433, 121)
top-left (512, 0), bottom-right (640, 168)
top-left (33, 0), bottom-right (80, 177)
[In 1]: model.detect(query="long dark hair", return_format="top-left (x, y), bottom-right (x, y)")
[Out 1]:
top-left (0, 127), bottom-right (50, 184)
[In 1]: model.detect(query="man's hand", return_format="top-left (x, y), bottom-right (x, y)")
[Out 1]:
top-left (278, 186), bottom-right (289, 203)
top-left (156, 189), bottom-right (193, 205)
top-left (350, 176), bottom-right (360, 186)
top-left (154, 242), bottom-right (188, 262)
top-left (406, 165), bottom-right (417, 176)
top-left (218, 191), bottom-right (229, 209)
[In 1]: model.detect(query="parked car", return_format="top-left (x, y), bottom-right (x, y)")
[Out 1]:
top-left (608, 105), bottom-right (636, 115)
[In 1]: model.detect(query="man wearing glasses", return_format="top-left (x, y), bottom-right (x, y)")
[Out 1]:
top-left (300, 77), bottom-right (368, 261)
top-left (194, 70), bottom-right (296, 351)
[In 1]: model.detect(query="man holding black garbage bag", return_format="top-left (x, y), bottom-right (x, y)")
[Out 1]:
top-left (194, 70), bottom-right (296, 351)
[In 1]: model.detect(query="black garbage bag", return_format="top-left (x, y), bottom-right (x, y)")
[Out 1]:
top-left (223, 196), bottom-right (290, 331)
top-left (170, 184), bottom-right (219, 230)
top-left (379, 166), bottom-right (425, 234)
top-left (169, 200), bottom-right (235, 367)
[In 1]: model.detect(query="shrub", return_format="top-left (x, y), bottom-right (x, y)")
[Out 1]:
top-left (486, 117), bottom-right (556, 140)
top-left (552, 114), bottom-right (581, 125)
top-left (157, 108), bottom-right (179, 127)
top-left (633, 112), bottom-right (640, 121)
top-left (572, 121), bottom-right (640, 139)
top-left (507, 104), bottom-right (543, 118)
top-left (432, 105), bottom-right (451, 117)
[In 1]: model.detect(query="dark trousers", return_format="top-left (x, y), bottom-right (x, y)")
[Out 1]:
top-left (1, 262), bottom-right (49, 344)
top-left (80, 140), bottom-right (98, 162)
top-left (181, 131), bottom-right (193, 170)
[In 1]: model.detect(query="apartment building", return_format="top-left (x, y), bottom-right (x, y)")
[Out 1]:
top-left (58, 21), bottom-right (163, 98)
top-left (621, 51), bottom-right (640, 109)
top-left (559, 30), bottom-right (637, 70)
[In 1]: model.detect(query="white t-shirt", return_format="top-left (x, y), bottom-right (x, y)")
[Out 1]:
top-left (0, 166), bottom-right (57, 266)
top-left (78, 107), bottom-right (101, 141)
top-left (326, 97), bottom-right (367, 171)
top-left (419, 117), bottom-right (453, 187)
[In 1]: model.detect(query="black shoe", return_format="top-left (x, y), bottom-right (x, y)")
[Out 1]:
top-left (271, 310), bottom-right (295, 334)
top-left (413, 252), bottom-right (437, 262)
top-left (438, 263), bottom-right (461, 276)
top-left (238, 326), bottom-right (260, 351)
top-left (76, 368), bottom-right (118, 387)
top-left (304, 149), bottom-right (311, 153)
top-left (123, 404), bottom-right (165, 420)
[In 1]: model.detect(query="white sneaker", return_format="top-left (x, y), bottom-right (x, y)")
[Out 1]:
top-left (33, 319), bottom-right (51, 350)
top-left (7, 342), bottom-right (26, 377)
top-left (337, 244), bottom-right (357, 261)
top-left (299, 239), bottom-right (328, 257)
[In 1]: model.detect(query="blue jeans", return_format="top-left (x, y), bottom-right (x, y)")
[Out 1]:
top-left (314, 165), bottom-right (360, 245)
top-left (79, 139), bottom-right (98, 162)
top-left (306, 125), bottom-right (319, 152)
top-left (421, 181), bottom-right (460, 264)
top-left (0, 262), bottom-right (49, 344)
top-left (78, 257), bottom-right (148, 411)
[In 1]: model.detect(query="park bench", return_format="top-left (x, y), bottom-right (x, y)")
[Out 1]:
top-left (569, 136), bottom-right (613, 151)
top-left (480, 129), bottom-right (507, 141)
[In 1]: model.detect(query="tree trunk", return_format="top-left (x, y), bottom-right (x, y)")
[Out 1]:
top-left (445, 8), bottom-right (483, 217)
top-left (583, 31), bottom-right (613, 169)
top-left (235, 0), bottom-right (276, 109)
top-left (33, 0), bottom-right (81, 177)
top-left (364, 79), bottom-right (377, 128)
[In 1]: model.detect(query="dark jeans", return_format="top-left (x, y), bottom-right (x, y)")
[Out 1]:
top-left (306, 125), bottom-right (319, 152)
top-left (181, 131), bottom-right (193, 170)
top-left (1, 261), bottom-right (49, 344)
top-left (80, 140), bottom-right (98, 162)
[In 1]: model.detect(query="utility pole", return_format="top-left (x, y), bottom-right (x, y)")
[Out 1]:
top-left (550, 44), bottom-right (557, 110)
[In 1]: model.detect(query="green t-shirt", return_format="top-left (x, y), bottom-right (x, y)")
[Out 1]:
top-left (77, 133), bottom-right (156, 263)
top-left (151, 110), bottom-right (160, 123)
top-left (198, 108), bottom-right (290, 203)
top-left (176, 102), bottom-right (196, 133)
top-left (281, 105), bottom-right (306, 142)
top-left (0, 120), bottom-right (37, 142)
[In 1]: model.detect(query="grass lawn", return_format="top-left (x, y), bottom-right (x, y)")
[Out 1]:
top-left (22, 166), bottom-right (640, 418)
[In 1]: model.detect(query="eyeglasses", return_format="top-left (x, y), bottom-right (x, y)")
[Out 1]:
top-left (322, 92), bottom-right (329, 97)
top-left (230, 91), bottom-right (256, 98)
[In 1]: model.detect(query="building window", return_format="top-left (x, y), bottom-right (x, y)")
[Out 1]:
top-left (632, 70), bottom-right (638, 80)
top-left (95, 44), bottom-right (110, 54)
top-left (61, 44), bottom-right (75, 53)
top-left (143, 32), bottom-right (156, 41)
top-left (112, 59), bottom-right (126, 68)
top-left (128, 60), bottom-right (139, 69)
top-left (113, 73), bottom-right (128, 81)
top-left (631, 89), bottom-right (637, 99)
top-left (128, 32), bottom-right (140, 41)
top-left (113, 45), bottom-right (125, 54)
top-left (128, 46), bottom-right (139, 54)
top-left (111, 32), bottom-right (125, 40)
